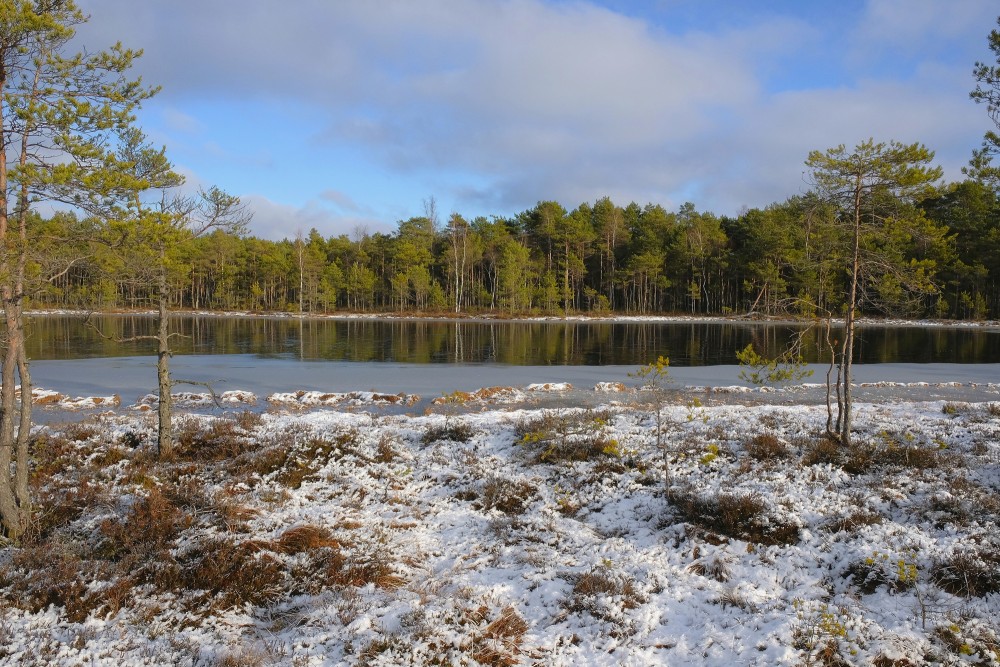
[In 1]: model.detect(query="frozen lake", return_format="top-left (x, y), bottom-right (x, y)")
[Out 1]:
top-left (28, 354), bottom-right (1000, 418)
top-left (22, 314), bottom-right (1000, 417)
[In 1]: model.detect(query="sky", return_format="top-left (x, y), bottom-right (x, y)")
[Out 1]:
top-left (72, 0), bottom-right (999, 241)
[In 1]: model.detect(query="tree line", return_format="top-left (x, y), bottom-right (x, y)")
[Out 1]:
top-left (28, 173), bottom-right (999, 320)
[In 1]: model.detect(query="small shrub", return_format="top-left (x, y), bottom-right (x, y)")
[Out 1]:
top-left (821, 511), bottom-right (883, 534)
top-left (7, 545), bottom-right (98, 622)
top-left (518, 410), bottom-right (620, 464)
top-left (98, 486), bottom-right (193, 561)
top-left (845, 551), bottom-right (918, 595)
top-left (421, 421), bottom-right (475, 445)
top-left (174, 418), bottom-right (255, 461)
top-left (118, 430), bottom-right (147, 449)
top-left (792, 601), bottom-right (856, 667)
top-left (62, 422), bottom-right (100, 443)
top-left (276, 435), bottom-right (344, 489)
top-left (272, 524), bottom-right (342, 555)
top-left (30, 432), bottom-right (78, 481)
top-left (802, 436), bottom-right (841, 467)
top-left (931, 550), bottom-right (1000, 598)
top-left (154, 537), bottom-right (285, 610)
top-left (671, 487), bottom-right (799, 545)
top-left (930, 619), bottom-right (1000, 665)
top-left (233, 410), bottom-right (263, 431)
top-left (25, 479), bottom-right (109, 543)
top-left (745, 433), bottom-right (790, 461)
top-left (569, 564), bottom-right (642, 621)
top-left (481, 478), bottom-right (538, 516)
top-left (375, 434), bottom-right (401, 463)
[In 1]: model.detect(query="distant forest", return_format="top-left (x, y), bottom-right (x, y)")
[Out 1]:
top-left (30, 177), bottom-right (1000, 320)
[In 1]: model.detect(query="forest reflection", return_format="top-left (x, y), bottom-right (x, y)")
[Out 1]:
top-left (24, 315), bottom-right (1000, 366)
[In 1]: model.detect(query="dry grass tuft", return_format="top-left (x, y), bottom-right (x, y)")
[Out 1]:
top-left (421, 421), bottom-right (475, 445)
top-left (480, 477), bottom-right (538, 516)
top-left (821, 511), bottom-right (884, 534)
top-left (569, 564), bottom-right (643, 624)
top-left (273, 525), bottom-right (342, 554)
top-left (931, 549), bottom-right (1000, 598)
top-left (472, 605), bottom-right (529, 667)
top-left (801, 436), bottom-right (842, 467)
top-left (672, 487), bottom-right (799, 545)
top-left (744, 433), bottom-right (790, 461)
top-left (688, 555), bottom-right (731, 582)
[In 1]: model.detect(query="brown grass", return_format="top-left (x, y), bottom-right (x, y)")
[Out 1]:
top-left (671, 487), bottom-right (799, 545)
top-left (931, 550), bottom-right (1000, 598)
top-left (744, 433), bottom-right (790, 461)
top-left (472, 605), bottom-right (529, 667)
top-left (481, 478), bottom-right (538, 516)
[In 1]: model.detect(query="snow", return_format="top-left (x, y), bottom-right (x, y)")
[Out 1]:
top-left (3, 386), bottom-right (1000, 665)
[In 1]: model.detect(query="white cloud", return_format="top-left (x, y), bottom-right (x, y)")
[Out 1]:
top-left (73, 0), bottom-right (999, 228)
top-left (245, 195), bottom-right (392, 241)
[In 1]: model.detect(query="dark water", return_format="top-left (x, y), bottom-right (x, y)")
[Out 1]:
top-left (23, 314), bottom-right (1000, 366)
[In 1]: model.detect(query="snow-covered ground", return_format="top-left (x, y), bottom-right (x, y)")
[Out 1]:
top-left (2, 386), bottom-right (999, 665)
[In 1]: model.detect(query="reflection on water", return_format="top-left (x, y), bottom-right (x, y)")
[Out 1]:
top-left (24, 314), bottom-right (1000, 366)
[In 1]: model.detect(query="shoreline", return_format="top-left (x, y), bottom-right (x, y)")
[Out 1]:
top-left (23, 307), bottom-right (1000, 330)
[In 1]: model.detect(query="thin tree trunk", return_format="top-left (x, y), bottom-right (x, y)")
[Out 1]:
top-left (157, 258), bottom-right (173, 458)
top-left (0, 306), bottom-right (26, 539)
top-left (839, 187), bottom-right (863, 446)
top-left (824, 316), bottom-right (836, 438)
top-left (15, 334), bottom-right (31, 515)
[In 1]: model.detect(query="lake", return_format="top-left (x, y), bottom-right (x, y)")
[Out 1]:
top-left (21, 314), bottom-right (1000, 415)
top-left (24, 313), bottom-right (1000, 366)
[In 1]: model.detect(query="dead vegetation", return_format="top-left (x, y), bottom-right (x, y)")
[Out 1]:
top-left (670, 486), bottom-right (800, 545)
top-left (3, 399), bottom-right (1000, 665)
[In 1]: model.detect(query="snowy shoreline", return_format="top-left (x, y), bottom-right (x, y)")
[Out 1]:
top-left (24, 308), bottom-right (1000, 330)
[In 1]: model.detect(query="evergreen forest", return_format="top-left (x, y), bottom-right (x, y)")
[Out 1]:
top-left (30, 176), bottom-right (1000, 320)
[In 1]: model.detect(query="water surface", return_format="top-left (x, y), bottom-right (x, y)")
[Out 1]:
top-left (25, 314), bottom-right (1000, 366)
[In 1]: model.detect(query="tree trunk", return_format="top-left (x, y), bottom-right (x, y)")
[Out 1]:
top-left (156, 260), bottom-right (173, 459)
top-left (839, 186), bottom-right (863, 446)
top-left (0, 305), bottom-right (27, 539)
top-left (15, 341), bottom-right (31, 515)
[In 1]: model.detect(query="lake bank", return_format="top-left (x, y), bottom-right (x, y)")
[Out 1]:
top-left (25, 307), bottom-right (1000, 330)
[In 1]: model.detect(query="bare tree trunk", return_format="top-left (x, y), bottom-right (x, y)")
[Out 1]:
top-left (156, 259), bottom-right (173, 458)
top-left (0, 306), bottom-right (26, 539)
top-left (15, 341), bottom-right (31, 515)
top-left (839, 189), bottom-right (863, 446)
top-left (824, 317), bottom-right (837, 438)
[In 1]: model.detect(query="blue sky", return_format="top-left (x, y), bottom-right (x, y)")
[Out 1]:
top-left (74, 0), bottom-right (998, 240)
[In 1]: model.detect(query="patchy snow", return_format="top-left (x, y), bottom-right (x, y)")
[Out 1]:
top-left (594, 382), bottom-right (628, 393)
top-left (134, 390), bottom-right (258, 408)
top-left (26, 308), bottom-right (1000, 330)
top-left (24, 388), bottom-right (121, 411)
top-left (3, 390), bottom-right (1000, 665)
top-left (526, 382), bottom-right (573, 392)
top-left (267, 390), bottom-right (420, 408)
